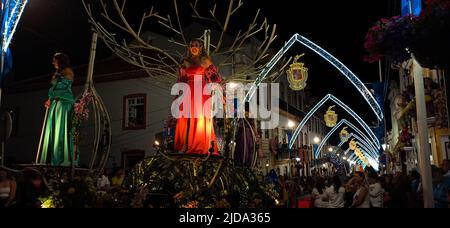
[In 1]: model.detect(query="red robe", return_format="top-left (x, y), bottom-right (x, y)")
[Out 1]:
top-left (174, 64), bottom-right (221, 155)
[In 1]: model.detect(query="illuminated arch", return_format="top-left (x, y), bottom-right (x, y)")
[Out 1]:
top-left (316, 122), bottom-right (378, 160)
top-left (336, 133), bottom-right (377, 159)
top-left (288, 94), bottom-right (380, 150)
top-left (325, 119), bottom-right (378, 154)
top-left (348, 153), bottom-right (363, 165)
top-left (245, 33), bottom-right (383, 122)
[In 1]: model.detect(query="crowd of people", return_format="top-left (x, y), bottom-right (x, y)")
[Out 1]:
top-left (265, 159), bottom-right (450, 208)
top-left (1, 159), bottom-right (449, 208)
top-left (0, 166), bottom-right (127, 208)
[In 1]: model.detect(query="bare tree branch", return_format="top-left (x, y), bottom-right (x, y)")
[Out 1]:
top-left (173, 0), bottom-right (187, 45)
top-left (214, 0), bottom-right (234, 52)
top-left (82, 0), bottom-right (281, 85)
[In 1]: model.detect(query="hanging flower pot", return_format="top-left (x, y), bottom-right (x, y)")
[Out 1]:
top-left (364, 15), bottom-right (415, 65)
top-left (410, 0), bottom-right (450, 70)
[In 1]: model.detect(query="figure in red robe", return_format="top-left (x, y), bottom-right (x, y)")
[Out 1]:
top-left (174, 39), bottom-right (222, 155)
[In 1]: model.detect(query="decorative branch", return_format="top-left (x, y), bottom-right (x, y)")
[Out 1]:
top-left (82, 0), bottom-right (281, 86)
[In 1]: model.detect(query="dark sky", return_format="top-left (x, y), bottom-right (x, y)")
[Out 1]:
top-left (9, 0), bottom-right (397, 136)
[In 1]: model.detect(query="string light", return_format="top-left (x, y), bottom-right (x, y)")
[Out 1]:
top-left (244, 34), bottom-right (383, 123)
top-left (314, 118), bottom-right (380, 159)
top-left (289, 95), bottom-right (380, 151)
top-left (2, 0), bottom-right (28, 52)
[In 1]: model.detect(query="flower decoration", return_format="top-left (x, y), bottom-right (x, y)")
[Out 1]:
top-left (410, 0), bottom-right (450, 69)
top-left (73, 92), bottom-right (93, 145)
top-left (365, 0), bottom-right (450, 69)
top-left (364, 15), bottom-right (415, 64)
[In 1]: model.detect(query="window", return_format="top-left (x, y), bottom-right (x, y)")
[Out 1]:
top-left (123, 94), bottom-right (146, 130)
top-left (121, 150), bottom-right (145, 171)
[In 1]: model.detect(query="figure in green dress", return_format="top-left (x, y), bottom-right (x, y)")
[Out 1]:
top-left (39, 53), bottom-right (77, 166)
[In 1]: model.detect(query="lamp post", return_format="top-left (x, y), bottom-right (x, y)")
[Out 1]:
top-left (287, 120), bottom-right (296, 176)
top-left (311, 136), bottom-right (321, 176)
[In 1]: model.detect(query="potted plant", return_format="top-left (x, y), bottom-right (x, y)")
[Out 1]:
top-left (364, 15), bottom-right (415, 65)
top-left (409, 0), bottom-right (450, 70)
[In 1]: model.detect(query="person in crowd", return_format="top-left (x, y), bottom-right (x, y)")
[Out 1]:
top-left (351, 172), bottom-right (370, 208)
top-left (97, 169), bottom-right (110, 191)
top-left (311, 177), bottom-right (327, 208)
top-left (323, 175), bottom-right (345, 208)
top-left (432, 165), bottom-right (448, 208)
top-left (442, 159), bottom-right (450, 186)
top-left (390, 171), bottom-right (409, 208)
top-left (368, 173), bottom-right (384, 208)
top-left (344, 176), bottom-right (356, 208)
top-left (19, 170), bottom-right (47, 208)
top-left (111, 168), bottom-right (125, 188)
top-left (0, 167), bottom-right (17, 208)
top-left (408, 170), bottom-right (422, 208)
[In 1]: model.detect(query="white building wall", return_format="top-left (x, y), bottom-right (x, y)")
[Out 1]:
top-left (2, 76), bottom-right (172, 167)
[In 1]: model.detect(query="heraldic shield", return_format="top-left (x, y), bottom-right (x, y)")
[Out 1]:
top-left (287, 54), bottom-right (308, 91)
top-left (324, 105), bottom-right (338, 128)
top-left (339, 127), bottom-right (350, 142)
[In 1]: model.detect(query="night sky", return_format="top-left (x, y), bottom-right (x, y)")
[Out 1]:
top-left (8, 0), bottom-right (397, 139)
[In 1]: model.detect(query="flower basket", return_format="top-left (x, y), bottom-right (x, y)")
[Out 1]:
top-left (409, 0), bottom-right (450, 70)
top-left (364, 1), bottom-right (450, 69)
top-left (364, 15), bottom-right (415, 64)
top-left (73, 92), bottom-right (93, 146)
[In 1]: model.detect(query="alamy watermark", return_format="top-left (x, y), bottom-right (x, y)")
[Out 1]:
top-left (171, 75), bottom-right (279, 129)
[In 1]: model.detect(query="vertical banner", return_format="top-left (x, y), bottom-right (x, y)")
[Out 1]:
top-left (312, 144), bottom-right (318, 158)
top-left (401, 0), bottom-right (422, 16)
top-left (372, 82), bottom-right (385, 155)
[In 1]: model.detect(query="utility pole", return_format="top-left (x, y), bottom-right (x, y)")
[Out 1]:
top-left (406, 1), bottom-right (434, 208)
top-left (412, 57), bottom-right (434, 208)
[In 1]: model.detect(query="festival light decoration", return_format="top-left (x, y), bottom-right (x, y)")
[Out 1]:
top-left (1, 0), bottom-right (28, 52)
top-left (244, 34), bottom-right (383, 122)
top-left (288, 94), bottom-right (380, 150)
top-left (339, 127), bottom-right (350, 143)
top-left (349, 138), bottom-right (357, 151)
top-left (286, 54), bottom-right (308, 91)
top-left (313, 119), bottom-right (379, 159)
top-left (335, 132), bottom-right (378, 160)
top-left (324, 105), bottom-right (338, 128)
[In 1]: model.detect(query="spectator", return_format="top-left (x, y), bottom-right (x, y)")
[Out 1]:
top-left (0, 167), bottom-right (17, 208)
top-left (351, 172), bottom-right (370, 208)
top-left (408, 170), bottom-right (422, 208)
top-left (368, 173), bottom-right (384, 208)
top-left (324, 175), bottom-right (345, 208)
top-left (432, 165), bottom-right (448, 208)
top-left (97, 169), bottom-right (110, 191)
top-left (111, 168), bottom-right (125, 188)
top-left (344, 177), bottom-right (356, 208)
top-left (311, 178), bottom-right (327, 208)
top-left (19, 169), bottom-right (47, 208)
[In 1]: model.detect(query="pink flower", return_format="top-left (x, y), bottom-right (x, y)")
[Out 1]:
top-left (381, 18), bottom-right (389, 24)
top-left (74, 103), bottom-right (84, 114)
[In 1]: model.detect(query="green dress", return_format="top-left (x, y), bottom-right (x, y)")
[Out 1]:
top-left (39, 73), bottom-right (76, 166)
